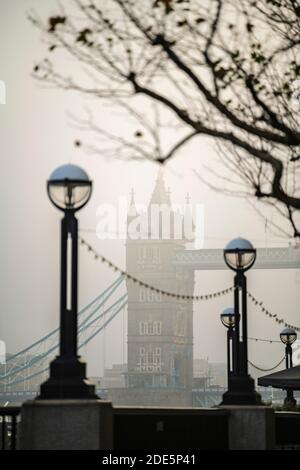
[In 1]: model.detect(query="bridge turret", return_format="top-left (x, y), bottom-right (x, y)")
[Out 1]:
top-left (124, 170), bottom-right (194, 406)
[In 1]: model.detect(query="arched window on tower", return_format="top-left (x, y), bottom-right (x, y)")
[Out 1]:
top-left (138, 246), bottom-right (161, 265)
top-left (139, 321), bottom-right (162, 335)
top-left (136, 347), bottom-right (162, 372)
top-left (139, 288), bottom-right (147, 302)
top-left (139, 288), bottom-right (162, 302)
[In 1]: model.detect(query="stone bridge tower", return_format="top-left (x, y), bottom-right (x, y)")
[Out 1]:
top-left (124, 172), bottom-right (194, 407)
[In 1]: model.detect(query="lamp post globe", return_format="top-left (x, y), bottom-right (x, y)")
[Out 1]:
top-left (280, 327), bottom-right (297, 346)
top-left (221, 307), bottom-right (236, 388)
top-left (220, 307), bottom-right (235, 329)
top-left (224, 237), bottom-right (256, 272)
top-left (47, 163), bottom-right (92, 211)
top-left (38, 164), bottom-right (97, 399)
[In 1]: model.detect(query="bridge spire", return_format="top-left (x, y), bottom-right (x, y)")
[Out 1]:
top-left (185, 192), bottom-right (191, 205)
top-left (148, 168), bottom-right (171, 206)
top-left (128, 187), bottom-right (138, 217)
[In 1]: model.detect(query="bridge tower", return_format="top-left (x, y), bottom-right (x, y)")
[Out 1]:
top-left (124, 172), bottom-right (194, 406)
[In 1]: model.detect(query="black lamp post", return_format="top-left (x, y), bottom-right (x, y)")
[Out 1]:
top-left (220, 308), bottom-right (236, 388)
top-left (280, 327), bottom-right (297, 408)
top-left (221, 237), bottom-right (261, 405)
top-left (38, 164), bottom-right (97, 399)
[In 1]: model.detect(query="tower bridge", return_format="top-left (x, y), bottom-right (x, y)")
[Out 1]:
top-left (1, 172), bottom-right (299, 408)
top-left (119, 172), bottom-right (300, 408)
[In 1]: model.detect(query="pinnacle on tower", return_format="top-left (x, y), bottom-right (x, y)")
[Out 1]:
top-left (183, 192), bottom-right (195, 242)
top-left (128, 188), bottom-right (138, 218)
top-left (148, 168), bottom-right (171, 207)
top-left (127, 188), bottom-right (139, 238)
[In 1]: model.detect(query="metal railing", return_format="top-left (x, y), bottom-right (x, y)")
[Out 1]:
top-left (0, 407), bottom-right (21, 450)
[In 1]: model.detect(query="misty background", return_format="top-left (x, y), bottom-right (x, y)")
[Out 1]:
top-left (0, 0), bottom-right (299, 379)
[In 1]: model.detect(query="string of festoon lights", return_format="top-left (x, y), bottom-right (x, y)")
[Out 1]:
top-left (80, 237), bottom-right (300, 332)
top-left (248, 336), bottom-right (281, 344)
top-left (247, 292), bottom-right (300, 332)
top-left (79, 237), bottom-right (233, 301)
top-left (248, 357), bottom-right (285, 373)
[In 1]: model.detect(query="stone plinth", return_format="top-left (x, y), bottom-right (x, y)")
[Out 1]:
top-left (20, 399), bottom-right (113, 450)
top-left (219, 405), bottom-right (275, 450)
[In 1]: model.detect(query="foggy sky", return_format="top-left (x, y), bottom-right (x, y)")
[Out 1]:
top-left (0, 0), bottom-right (299, 379)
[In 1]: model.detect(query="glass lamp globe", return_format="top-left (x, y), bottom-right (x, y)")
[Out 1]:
top-left (224, 237), bottom-right (256, 271)
top-left (47, 164), bottom-right (92, 211)
top-left (280, 327), bottom-right (297, 345)
top-left (220, 307), bottom-right (236, 329)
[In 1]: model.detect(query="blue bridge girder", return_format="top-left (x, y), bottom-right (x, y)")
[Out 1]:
top-left (174, 246), bottom-right (300, 270)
